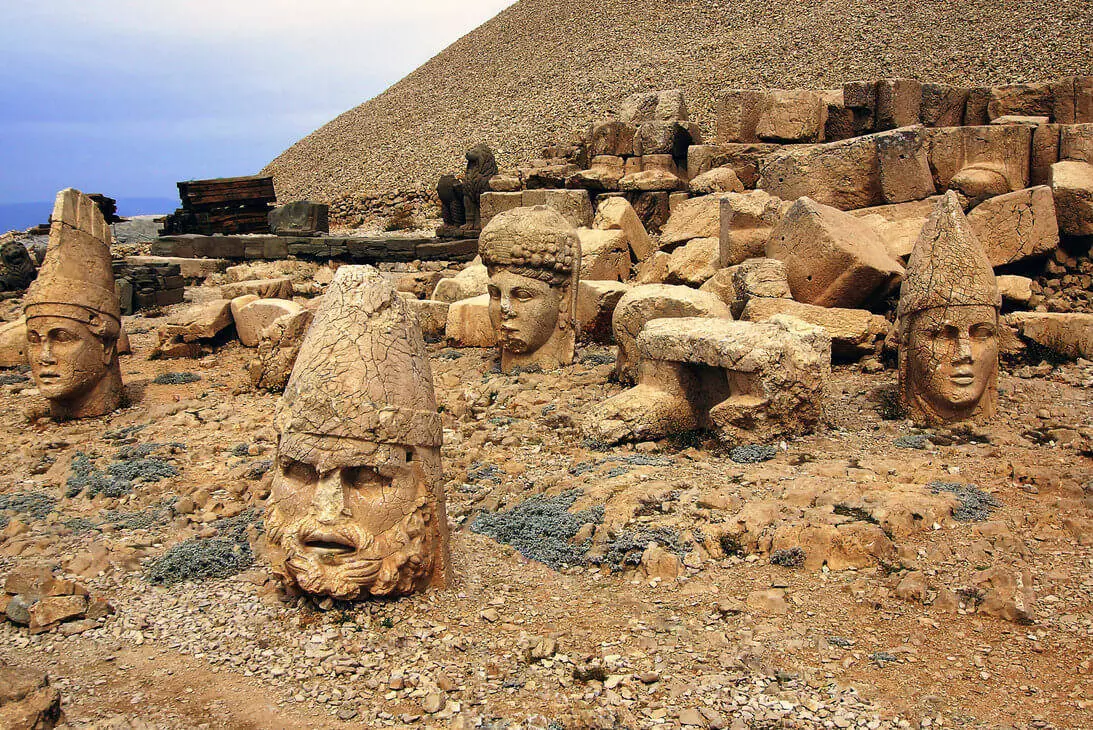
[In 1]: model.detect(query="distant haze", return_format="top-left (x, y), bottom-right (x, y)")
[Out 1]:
top-left (0, 198), bottom-right (177, 234)
top-left (0, 1), bottom-right (516, 210)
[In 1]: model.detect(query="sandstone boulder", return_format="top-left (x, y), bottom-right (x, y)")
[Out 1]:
top-left (666, 238), bottom-right (720, 286)
top-left (634, 251), bottom-right (671, 284)
top-left (1049, 160), bottom-right (1093, 236)
top-left (715, 90), bottom-right (764, 143)
top-left (235, 299), bottom-right (305, 347)
top-left (741, 298), bottom-right (890, 361)
top-left (688, 143), bottom-right (781, 188)
top-left (1060, 123), bottom-right (1093, 162)
top-left (1050, 77), bottom-right (1093, 124)
top-left (766, 197), bottom-right (905, 307)
top-left (480, 191), bottom-right (524, 227)
top-left (965, 186), bottom-right (1059, 266)
top-left (875, 126), bottom-right (935, 203)
top-left (405, 299), bottom-right (450, 339)
top-left (577, 280), bottom-right (631, 343)
top-left (521, 189), bottom-right (594, 228)
top-left (577, 229), bottom-right (630, 282)
top-left (246, 307), bottom-right (315, 391)
top-left (1005, 312), bottom-right (1093, 360)
top-left (973, 565), bottom-right (1036, 623)
top-left (718, 191), bottom-right (791, 267)
top-left (432, 260), bottom-right (489, 303)
top-left (875, 79), bottom-right (922, 131)
top-left (689, 167), bottom-right (745, 195)
top-left (619, 169), bottom-right (685, 193)
top-left (987, 83), bottom-right (1053, 121)
top-left (927, 125), bottom-right (1032, 193)
top-left (755, 89), bottom-right (827, 143)
top-left (446, 294), bottom-right (496, 348)
top-left (996, 275), bottom-right (1033, 306)
top-left (699, 258), bottom-right (792, 317)
top-left (161, 299), bottom-right (234, 343)
top-left (0, 665), bottom-right (62, 730)
top-left (758, 135), bottom-right (881, 210)
top-left (593, 196), bottom-right (655, 262)
top-left (660, 194), bottom-right (734, 249)
top-left (919, 83), bottom-right (968, 127)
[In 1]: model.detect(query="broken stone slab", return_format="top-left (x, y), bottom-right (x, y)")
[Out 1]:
top-left (235, 298), bottom-right (306, 347)
top-left (965, 186), bottom-right (1060, 267)
top-left (611, 284), bottom-right (733, 384)
top-left (766, 197), bottom-right (905, 307)
top-left (718, 191), bottom-right (792, 267)
top-left (1049, 160), bottom-right (1093, 236)
top-left (1060, 123), bottom-right (1093, 163)
top-left (689, 167), bottom-right (744, 195)
top-left (566, 166), bottom-right (622, 193)
top-left (445, 294), bottom-right (496, 348)
top-left (1005, 312), bottom-right (1093, 360)
top-left (876, 126), bottom-right (935, 204)
top-left (577, 280), bottom-right (631, 343)
top-left (741, 298), bottom-right (890, 361)
top-left (593, 197), bottom-right (655, 262)
top-left (715, 89), bottom-right (764, 143)
top-left (919, 83), bottom-right (968, 127)
top-left (125, 255), bottom-right (228, 280)
top-left (432, 260), bottom-right (489, 303)
top-left (268, 201), bottom-right (329, 236)
top-left (699, 257), bottom-right (792, 318)
top-left (480, 191), bottom-right (524, 228)
top-left (848, 198), bottom-right (939, 260)
top-left (161, 299), bottom-right (234, 343)
top-left (665, 237), bottom-right (720, 286)
top-left (619, 169), bottom-right (686, 193)
top-left (926, 125), bottom-right (1032, 194)
top-left (660, 193), bottom-right (738, 249)
top-left (634, 121), bottom-right (702, 158)
top-left (755, 89), bottom-right (827, 143)
top-left (996, 275), bottom-right (1034, 306)
top-left (987, 83), bottom-right (1053, 121)
top-left (688, 143), bottom-right (780, 188)
top-left (634, 251), bottom-right (671, 284)
top-left (1031, 123), bottom-right (1062, 186)
top-left (577, 229), bottom-right (630, 282)
top-left (875, 79), bottom-right (922, 131)
top-left (991, 115), bottom-right (1051, 126)
top-left (246, 306), bottom-right (315, 391)
top-left (0, 317), bottom-right (27, 367)
top-left (0, 665), bottom-right (62, 730)
top-left (219, 276), bottom-right (294, 300)
top-left (28, 595), bottom-right (88, 631)
top-left (403, 299), bottom-right (448, 340)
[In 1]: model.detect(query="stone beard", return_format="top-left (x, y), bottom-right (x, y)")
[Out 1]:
top-left (479, 206), bottom-right (581, 373)
top-left (26, 312), bottom-right (122, 419)
top-left (265, 436), bottom-right (444, 600)
top-left (899, 304), bottom-right (999, 425)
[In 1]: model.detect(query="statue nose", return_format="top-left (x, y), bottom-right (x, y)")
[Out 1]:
top-left (313, 471), bottom-right (346, 524)
top-left (953, 333), bottom-right (974, 362)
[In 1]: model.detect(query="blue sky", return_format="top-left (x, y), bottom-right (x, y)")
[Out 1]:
top-left (0, 1), bottom-right (515, 229)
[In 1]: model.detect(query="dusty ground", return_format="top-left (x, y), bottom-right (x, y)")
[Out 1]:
top-left (1, 288), bottom-right (1091, 730)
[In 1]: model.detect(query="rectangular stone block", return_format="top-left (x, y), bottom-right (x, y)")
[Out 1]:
top-left (634, 121), bottom-right (701, 159)
top-left (479, 192), bottom-right (523, 228)
top-left (926, 125), bottom-right (1032, 191)
top-left (842, 81), bottom-right (876, 111)
top-left (521, 189), bottom-right (593, 228)
top-left (919, 83), bottom-right (968, 127)
top-left (268, 201), bottom-right (329, 236)
top-left (687, 143), bottom-right (780, 188)
top-left (965, 186), bottom-right (1060, 267)
top-left (822, 91), bottom-right (856, 142)
top-left (876, 126), bottom-right (935, 204)
top-left (1051, 77), bottom-right (1093, 124)
top-left (758, 134), bottom-right (882, 211)
top-left (125, 255), bottom-right (229, 280)
top-left (1060, 123), bottom-right (1093, 163)
top-left (988, 82), bottom-right (1053, 120)
top-left (715, 89), bottom-right (764, 143)
top-left (1031, 123), bottom-right (1062, 186)
top-left (963, 87), bottom-right (991, 126)
top-left (755, 89), bottom-right (827, 143)
top-left (1050, 160), bottom-right (1093, 236)
top-left (875, 79), bottom-right (922, 131)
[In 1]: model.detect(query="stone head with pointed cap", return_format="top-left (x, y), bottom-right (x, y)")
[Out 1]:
top-left (24, 188), bottom-right (123, 420)
top-left (479, 206), bottom-right (581, 373)
top-left (898, 192), bottom-right (1002, 425)
top-left (264, 265), bottom-right (450, 600)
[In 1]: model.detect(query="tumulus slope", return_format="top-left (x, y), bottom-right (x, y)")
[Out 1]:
top-left (263, 0), bottom-right (1093, 203)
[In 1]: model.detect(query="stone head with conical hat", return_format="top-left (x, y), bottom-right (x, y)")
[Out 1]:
top-left (898, 192), bottom-right (1001, 425)
top-left (24, 188), bottom-right (123, 420)
top-left (264, 265), bottom-right (450, 600)
top-left (480, 205), bottom-right (581, 373)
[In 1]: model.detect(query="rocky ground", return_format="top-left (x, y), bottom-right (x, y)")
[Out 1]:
top-left (1, 280), bottom-right (1092, 729)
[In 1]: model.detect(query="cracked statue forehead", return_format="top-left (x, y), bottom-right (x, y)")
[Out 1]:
top-left (277, 433), bottom-right (416, 473)
top-left (913, 305), bottom-right (998, 327)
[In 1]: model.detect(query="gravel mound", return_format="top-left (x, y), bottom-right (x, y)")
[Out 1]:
top-left (263, 0), bottom-right (1093, 202)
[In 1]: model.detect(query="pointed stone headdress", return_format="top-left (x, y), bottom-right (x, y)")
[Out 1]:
top-left (275, 266), bottom-right (441, 462)
top-left (25, 188), bottom-right (120, 333)
top-left (897, 191), bottom-right (1001, 319)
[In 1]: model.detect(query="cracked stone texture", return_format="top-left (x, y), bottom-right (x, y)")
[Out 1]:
top-left (699, 257), bottom-right (791, 319)
top-left (741, 298), bottom-right (890, 361)
top-left (717, 190), bottom-right (792, 267)
top-left (965, 185), bottom-right (1060, 267)
top-left (576, 228), bottom-right (629, 282)
top-left (926, 124), bottom-right (1032, 193)
top-left (592, 196), bottom-right (655, 262)
top-left (1049, 160), bottom-right (1093, 236)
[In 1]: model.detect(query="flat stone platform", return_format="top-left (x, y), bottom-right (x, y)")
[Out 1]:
top-left (150, 234), bottom-right (478, 263)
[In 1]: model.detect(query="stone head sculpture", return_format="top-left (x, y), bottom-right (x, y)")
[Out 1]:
top-left (898, 192), bottom-right (1001, 426)
top-left (265, 266), bottom-right (450, 600)
top-left (24, 189), bottom-right (123, 420)
top-left (479, 206), bottom-right (581, 373)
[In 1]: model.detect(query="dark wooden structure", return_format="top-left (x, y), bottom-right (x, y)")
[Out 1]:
top-left (160, 176), bottom-right (276, 235)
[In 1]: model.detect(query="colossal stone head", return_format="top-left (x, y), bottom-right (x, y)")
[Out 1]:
top-left (24, 189), bottom-right (122, 420)
top-left (264, 266), bottom-right (449, 600)
top-left (479, 206), bottom-right (581, 373)
top-left (898, 192), bottom-right (1001, 425)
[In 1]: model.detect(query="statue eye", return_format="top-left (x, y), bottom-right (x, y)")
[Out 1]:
top-left (52, 329), bottom-right (78, 343)
top-left (487, 286), bottom-right (500, 299)
top-left (970, 324), bottom-right (996, 340)
top-left (280, 458), bottom-right (317, 484)
top-left (343, 465), bottom-right (381, 488)
top-left (512, 288), bottom-right (535, 300)
top-left (27, 331), bottom-right (41, 344)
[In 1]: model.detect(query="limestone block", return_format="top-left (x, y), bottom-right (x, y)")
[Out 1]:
top-left (489, 174), bottom-right (522, 192)
top-left (235, 298), bottom-right (305, 347)
top-left (843, 80), bottom-right (876, 134)
top-left (987, 83), bottom-right (1053, 121)
top-left (446, 294), bottom-right (496, 347)
top-left (577, 280), bottom-right (631, 343)
top-left (566, 167), bottom-right (622, 193)
top-left (634, 121), bottom-right (701, 158)
top-left (480, 191), bottom-right (524, 228)
top-left (628, 191), bottom-right (673, 234)
top-left (589, 121), bottom-right (637, 157)
top-left (996, 275), bottom-right (1033, 306)
top-left (611, 284), bottom-right (733, 383)
top-left (991, 115), bottom-right (1050, 126)
top-left (593, 197), bottom-right (655, 262)
top-left (666, 237), bottom-right (720, 286)
top-left (660, 193), bottom-right (737, 249)
top-left (1060, 123), bottom-right (1093, 163)
top-left (919, 83), bottom-right (968, 127)
top-left (963, 87), bottom-right (991, 125)
top-left (432, 261), bottom-right (489, 303)
top-left (688, 143), bottom-right (780, 188)
top-left (634, 251), bottom-right (670, 284)
top-left (521, 189), bottom-right (593, 228)
top-left (1049, 160), bottom-right (1093, 236)
top-left (268, 201), bottom-right (328, 236)
top-left (125, 255), bottom-right (229, 280)
top-left (577, 228), bottom-right (630, 282)
top-left (246, 307), bottom-right (314, 391)
top-left (715, 90), bottom-right (764, 143)
top-left (405, 299), bottom-right (449, 339)
top-left (741, 298), bottom-right (889, 361)
top-left (965, 186), bottom-right (1059, 267)
top-left (927, 125), bottom-right (1032, 192)
top-left (689, 167), bottom-right (745, 195)
top-left (162, 299), bottom-right (233, 343)
top-left (876, 126), bottom-right (936, 204)
top-left (1005, 312), bottom-right (1093, 360)
top-left (758, 134), bottom-right (881, 211)
top-left (755, 89), bottom-right (827, 143)
top-left (849, 197), bottom-right (938, 260)
top-left (1031, 123), bottom-right (1062, 186)
top-left (0, 317), bottom-right (28, 367)
top-left (219, 276), bottom-right (293, 300)
top-left (522, 163), bottom-right (579, 190)
top-left (718, 191), bottom-right (791, 267)
top-left (766, 197), bottom-right (905, 307)
top-left (28, 595), bottom-right (88, 630)
top-left (700, 257), bottom-right (791, 317)
top-left (1050, 77), bottom-right (1093, 124)
top-left (875, 79), bottom-right (922, 131)
top-left (620, 89), bottom-right (688, 124)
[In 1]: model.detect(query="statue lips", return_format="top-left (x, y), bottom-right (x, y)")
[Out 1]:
top-left (301, 528), bottom-right (358, 561)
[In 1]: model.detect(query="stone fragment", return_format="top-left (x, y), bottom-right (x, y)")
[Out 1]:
top-left (620, 89), bottom-right (688, 124)
top-left (634, 121), bottom-right (701, 158)
top-left (268, 201), bottom-right (328, 236)
top-left (265, 265), bottom-right (449, 599)
top-left (718, 191), bottom-right (791, 267)
top-left (611, 284), bottom-right (733, 383)
top-left (3, 565), bottom-right (55, 596)
top-left (640, 545), bottom-right (681, 581)
top-left (629, 191), bottom-right (673, 235)
top-left (1060, 123), bottom-right (1093, 162)
top-left (964, 87), bottom-right (991, 125)
top-left (876, 126), bottom-right (935, 204)
top-left (432, 260), bottom-right (488, 303)
top-left (755, 89), bottom-right (827, 142)
top-left (741, 298), bottom-right (890, 361)
top-left (446, 294), bottom-right (497, 348)
top-left (919, 83), bottom-right (968, 127)
top-left (479, 191), bottom-right (524, 228)
top-left (593, 197), bottom-right (655, 262)
top-left (521, 189), bottom-right (594, 228)
top-left (995, 275), bottom-right (1033, 306)
top-left (161, 299), bottom-right (233, 343)
top-left (746, 589), bottom-right (788, 615)
top-left (577, 280), bottom-right (631, 343)
top-left (634, 251), bottom-right (670, 284)
top-left (219, 276), bottom-right (294, 300)
top-left (987, 83), bottom-right (1053, 120)
top-left (715, 90), bottom-right (763, 143)
top-left (660, 194), bottom-right (733, 249)
top-left (1051, 76), bottom-right (1093, 124)
top-left (927, 125), bottom-right (1032, 193)
top-left (235, 298), bottom-right (306, 347)
top-left (0, 317), bottom-right (28, 367)
top-left (875, 79), bottom-right (922, 131)
top-left (1049, 160), bottom-right (1093, 236)
top-left (689, 167), bottom-right (744, 195)
top-left (246, 307), bottom-right (315, 391)
top-left (28, 595), bottom-right (87, 630)
top-left (566, 165), bottom-right (622, 193)
top-left (965, 186), bottom-right (1059, 266)
top-left (688, 143), bottom-right (780, 188)
top-left (125, 255), bottom-right (228, 279)
top-left (405, 299), bottom-right (449, 339)
top-left (895, 571), bottom-right (928, 602)
top-left (699, 257), bottom-right (791, 317)
top-left (489, 173), bottom-right (521, 192)
top-left (1005, 312), bottom-right (1093, 360)
top-left (758, 133), bottom-right (882, 210)
top-left (973, 566), bottom-right (1035, 623)
top-left (666, 238), bottom-right (720, 286)
top-left (766, 197), bottom-right (905, 307)
top-left (1030, 123), bottom-right (1062, 186)
top-left (991, 115), bottom-right (1050, 126)
top-left (577, 229), bottom-right (629, 282)
top-left (0, 665), bottom-right (62, 730)
top-left (589, 121), bottom-right (637, 157)
top-left (619, 169), bottom-right (685, 193)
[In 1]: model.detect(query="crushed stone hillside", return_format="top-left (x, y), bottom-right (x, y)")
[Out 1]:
top-left (263, 0), bottom-right (1093, 202)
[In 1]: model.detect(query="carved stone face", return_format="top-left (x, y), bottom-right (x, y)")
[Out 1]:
top-left (487, 268), bottom-right (563, 355)
top-left (26, 315), bottom-right (113, 402)
top-left (265, 438), bottom-right (439, 600)
top-left (903, 304), bottom-right (998, 422)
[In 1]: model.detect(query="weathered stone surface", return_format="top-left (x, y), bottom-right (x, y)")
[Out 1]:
top-left (718, 191), bottom-right (791, 267)
top-left (715, 89), bottom-right (764, 143)
top-left (987, 83), bottom-right (1053, 121)
top-left (843, 80), bottom-right (877, 133)
top-left (766, 197), bottom-right (905, 307)
top-left (219, 276), bottom-right (293, 300)
top-left (875, 79), bottom-right (922, 131)
top-left (28, 595), bottom-right (88, 629)
top-left (1005, 312), bottom-right (1093, 360)
top-left (246, 307), bottom-right (315, 391)
top-left (620, 89), bottom-right (688, 124)
top-left (593, 197), bottom-right (655, 262)
top-left (629, 191), bottom-right (673, 234)
top-left (268, 201), bottom-right (328, 236)
top-left (927, 125), bottom-right (1032, 193)
top-left (577, 229), bottom-right (629, 282)
top-left (849, 197), bottom-right (938, 260)
top-left (755, 89), bottom-right (826, 142)
top-left (689, 167), bottom-right (745, 195)
top-left (634, 251), bottom-right (671, 284)
top-left (1051, 77), bottom-right (1093, 124)
top-left (235, 298), bottom-right (305, 348)
top-left (996, 275), bottom-right (1033, 306)
top-left (446, 294), bottom-right (496, 347)
top-left (964, 87), bottom-right (991, 125)
top-left (973, 566), bottom-right (1036, 623)
top-left (611, 285), bottom-right (732, 383)
top-left (405, 299), bottom-right (450, 339)
top-left (699, 257), bottom-right (792, 318)
top-left (965, 186), bottom-right (1059, 266)
top-left (480, 191), bottom-right (524, 228)
top-left (666, 237), bottom-right (720, 286)
top-left (0, 317), bottom-right (28, 368)
top-left (991, 115), bottom-right (1050, 126)
top-left (741, 298), bottom-right (890, 361)
top-left (919, 83), bottom-right (968, 127)
top-left (1060, 123), bottom-right (1093, 162)
top-left (577, 280), bottom-right (631, 343)
top-left (125, 255), bottom-right (229, 279)
top-left (758, 133), bottom-right (881, 211)
top-left (3, 565), bottom-right (55, 596)
top-left (589, 121), bottom-right (637, 157)
top-left (821, 89), bottom-right (855, 142)
top-left (0, 665), bottom-right (62, 730)
top-left (1049, 160), bottom-right (1093, 236)
top-left (162, 299), bottom-right (233, 343)
top-left (876, 126), bottom-right (935, 204)
top-left (619, 169), bottom-right (685, 193)
top-left (521, 189), bottom-right (594, 228)
top-left (1030, 123), bottom-right (1062, 186)
top-left (432, 260), bottom-right (489, 303)
top-left (688, 143), bottom-right (780, 188)
top-left (634, 121), bottom-right (701, 158)
top-left (660, 194), bottom-right (734, 249)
